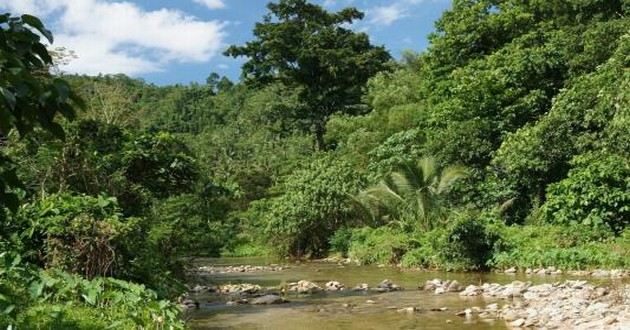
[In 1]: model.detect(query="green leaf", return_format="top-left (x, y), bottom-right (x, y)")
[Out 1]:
top-left (0, 87), bottom-right (17, 110)
top-left (28, 281), bottom-right (45, 299)
top-left (21, 14), bottom-right (54, 43)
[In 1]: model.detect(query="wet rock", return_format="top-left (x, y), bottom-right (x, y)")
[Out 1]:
top-left (325, 281), bottom-right (345, 291)
top-left (353, 283), bottom-right (369, 291)
top-left (181, 299), bottom-right (199, 309)
top-left (510, 318), bottom-right (525, 327)
top-left (250, 294), bottom-right (286, 305)
top-left (397, 307), bottom-right (419, 313)
top-left (460, 285), bottom-right (483, 296)
top-left (423, 279), bottom-right (462, 293)
top-left (430, 307), bottom-right (448, 312)
top-left (505, 267), bottom-right (517, 274)
top-left (226, 298), bottom-right (248, 306)
top-left (366, 300), bottom-right (376, 304)
top-left (196, 264), bottom-right (288, 275)
top-left (219, 283), bottom-right (262, 295)
top-left (375, 279), bottom-right (402, 292)
top-left (191, 284), bottom-right (213, 293)
top-left (447, 280), bottom-right (463, 292)
top-left (288, 280), bottom-right (322, 294)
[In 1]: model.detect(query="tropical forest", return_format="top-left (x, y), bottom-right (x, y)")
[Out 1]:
top-left (0, 0), bottom-right (628, 329)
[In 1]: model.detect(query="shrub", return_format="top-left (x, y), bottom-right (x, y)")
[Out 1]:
top-left (261, 156), bottom-right (366, 257)
top-left (18, 193), bottom-right (138, 279)
top-left (0, 252), bottom-right (184, 329)
top-left (540, 152), bottom-right (629, 234)
top-left (490, 224), bottom-right (626, 269)
top-left (329, 227), bottom-right (354, 257)
top-left (348, 227), bottom-right (412, 265)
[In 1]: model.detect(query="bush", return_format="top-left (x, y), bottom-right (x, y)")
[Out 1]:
top-left (0, 252), bottom-right (184, 329)
top-left (540, 152), bottom-right (629, 234)
top-left (17, 193), bottom-right (138, 279)
top-left (329, 227), bottom-right (354, 257)
top-left (348, 227), bottom-right (412, 265)
top-left (490, 224), bottom-right (626, 269)
top-left (440, 211), bottom-right (500, 271)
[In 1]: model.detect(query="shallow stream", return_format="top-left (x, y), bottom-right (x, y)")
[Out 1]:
top-left (186, 257), bottom-right (596, 329)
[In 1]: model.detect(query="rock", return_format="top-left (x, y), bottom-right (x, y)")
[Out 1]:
top-left (434, 287), bottom-right (445, 295)
top-left (181, 299), bottom-right (199, 309)
top-left (250, 295), bottom-right (286, 305)
top-left (226, 298), bottom-right (248, 305)
top-left (366, 300), bottom-right (376, 304)
top-left (219, 283), bottom-right (261, 295)
top-left (510, 318), bottom-right (525, 327)
top-left (192, 284), bottom-right (210, 293)
top-left (505, 267), bottom-right (517, 274)
top-left (422, 279), bottom-right (441, 291)
top-left (430, 307), bottom-right (448, 312)
top-left (353, 283), bottom-right (369, 291)
top-left (288, 280), bottom-right (322, 294)
top-left (447, 280), bottom-right (463, 292)
top-left (591, 270), bottom-right (611, 278)
top-left (325, 281), bottom-right (345, 291)
top-left (460, 285), bottom-right (482, 296)
top-left (375, 279), bottom-right (402, 292)
top-left (525, 268), bottom-right (532, 274)
top-left (595, 287), bottom-right (608, 297)
top-left (486, 303), bottom-right (498, 311)
top-left (397, 307), bottom-right (418, 313)
top-left (446, 320), bottom-right (452, 324)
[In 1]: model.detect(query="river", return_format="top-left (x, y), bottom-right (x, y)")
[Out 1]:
top-left (186, 257), bottom-right (604, 329)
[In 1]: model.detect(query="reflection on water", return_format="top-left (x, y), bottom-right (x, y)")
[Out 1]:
top-left (186, 257), bottom-right (585, 330)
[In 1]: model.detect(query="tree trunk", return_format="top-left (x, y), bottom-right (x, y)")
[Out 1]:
top-left (313, 120), bottom-right (326, 151)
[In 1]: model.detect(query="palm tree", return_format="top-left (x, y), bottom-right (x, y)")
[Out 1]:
top-left (354, 157), bottom-right (467, 231)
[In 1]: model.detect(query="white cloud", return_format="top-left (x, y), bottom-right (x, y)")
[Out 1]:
top-left (368, 4), bottom-right (406, 26)
top-left (323, 0), bottom-right (337, 8)
top-left (193, 0), bottom-right (225, 10)
top-left (0, 0), bottom-right (226, 76)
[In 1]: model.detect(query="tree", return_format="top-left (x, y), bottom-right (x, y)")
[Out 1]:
top-left (355, 157), bottom-right (467, 231)
top-left (225, 0), bottom-right (391, 150)
top-left (0, 14), bottom-right (81, 215)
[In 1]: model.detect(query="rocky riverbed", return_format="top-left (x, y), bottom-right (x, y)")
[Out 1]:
top-left (186, 260), bottom-right (630, 329)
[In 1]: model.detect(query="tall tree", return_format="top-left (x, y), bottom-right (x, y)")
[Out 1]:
top-left (225, 0), bottom-right (391, 150)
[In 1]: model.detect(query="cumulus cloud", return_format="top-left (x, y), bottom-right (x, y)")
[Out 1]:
top-left (0, 0), bottom-right (226, 76)
top-left (368, 4), bottom-right (406, 26)
top-left (193, 0), bottom-right (225, 10)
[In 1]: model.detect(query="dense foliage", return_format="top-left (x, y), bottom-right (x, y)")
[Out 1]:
top-left (2, 0), bottom-right (629, 327)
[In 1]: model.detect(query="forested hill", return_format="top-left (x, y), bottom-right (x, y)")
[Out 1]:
top-left (0, 0), bottom-right (628, 328)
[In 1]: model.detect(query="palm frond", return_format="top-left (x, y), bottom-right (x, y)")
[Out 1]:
top-left (417, 156), bottom-right (437, 185)
top-left (437, 165), bottom-right (468, 194)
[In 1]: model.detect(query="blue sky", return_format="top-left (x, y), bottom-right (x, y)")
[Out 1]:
top-left (0, 0), bottom-right (452, 85)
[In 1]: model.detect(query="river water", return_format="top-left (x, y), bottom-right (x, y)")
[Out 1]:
top-left (186, 257), bottom-right (593, 330)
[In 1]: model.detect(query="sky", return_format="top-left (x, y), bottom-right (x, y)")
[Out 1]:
top-left (0, 0), bottom-right (452, 85)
